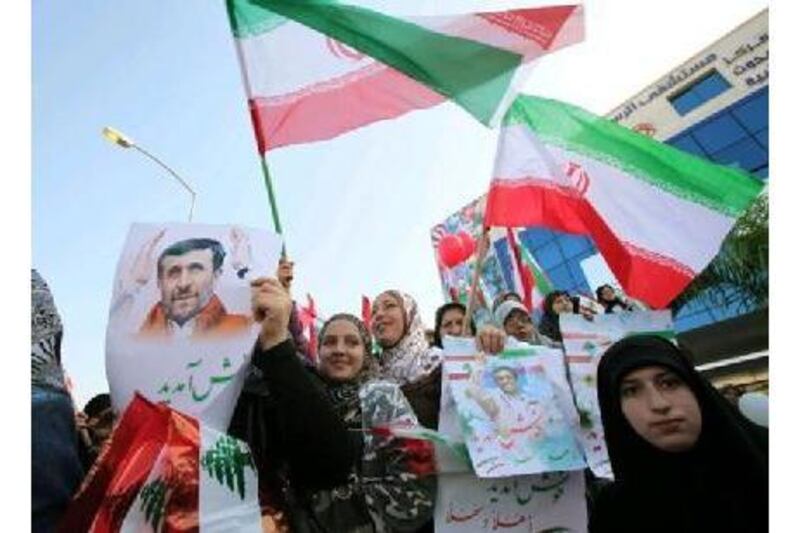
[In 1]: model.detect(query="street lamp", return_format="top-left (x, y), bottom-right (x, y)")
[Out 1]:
top-left (102, 126), bottom-right (197, 222)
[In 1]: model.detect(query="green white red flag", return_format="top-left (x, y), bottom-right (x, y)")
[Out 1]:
top-left (484, 96), bottom-right (765, 309)
top-left (226, 0), bottom-right (584, 152)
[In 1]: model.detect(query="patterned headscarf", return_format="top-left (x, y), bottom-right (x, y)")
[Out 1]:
top-left (318, 313), bottom-right (379, 423)
top-left (374, 291), bottom-right (442, 385)
top-left (31, 269), bottom-right (67, 391)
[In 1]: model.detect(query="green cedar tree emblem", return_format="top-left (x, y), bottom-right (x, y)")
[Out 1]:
top-left (138, 477), bottom-right (168, 531)
top-left (200, 434), bottom-right (256, 500)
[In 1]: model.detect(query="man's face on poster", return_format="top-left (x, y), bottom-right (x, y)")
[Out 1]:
top-left (493, 368), bottom-right (518, 395)
top-left (157, 249), bottom-right (219, 325)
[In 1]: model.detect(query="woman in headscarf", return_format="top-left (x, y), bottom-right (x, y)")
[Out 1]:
top-left (537, 290), bottom-right (576, 342)
top-left (293, 313), bottom-right (436, 532)
top-left (594, 284), bottom-right (634, 314)
top-left (371, 291), bottom-right (505, 429)
top-left (590, 335), bottom-right (768, 533)
top-left (431, 301), bottom-right (475, 349)
top-left (229, 278), bottom-right (360, 531)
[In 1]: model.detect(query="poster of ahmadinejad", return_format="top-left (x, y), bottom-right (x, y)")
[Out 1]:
top-left (106, 223), bottom-right (283, 430)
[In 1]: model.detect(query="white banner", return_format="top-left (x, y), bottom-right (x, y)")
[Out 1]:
top-left (441, 337), bottom-right (584, 478)
top-left (106, 223), bottom-right (283, 431)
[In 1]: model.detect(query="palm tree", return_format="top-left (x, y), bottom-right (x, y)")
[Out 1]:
top-left (671, 192), bottom-right (768, 314)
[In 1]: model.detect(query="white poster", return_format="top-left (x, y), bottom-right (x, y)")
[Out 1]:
top-left (106, 223), bottom-right (283, 431)
top-left (560, 311), bottom-right (674, 479)
top-left (435, 471), bottom-right (587, 533)
top-left (441, 337), bottom-right (584, 478)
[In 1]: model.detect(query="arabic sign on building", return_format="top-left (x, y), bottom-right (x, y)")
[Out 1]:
top-left (105, 223), bottom-right (283, 431)
top-left (607, 9), bottom-right (768, 140)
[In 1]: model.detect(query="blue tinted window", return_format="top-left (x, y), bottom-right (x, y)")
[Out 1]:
top-left (548, 264), bottom-right (573, 290)
top-left (691, 114), bottom-right (747, 153)
top-left (560, 234), bottom-right (591, 259)
top-left (668, 70), bottom-right (731, 116)
top-left (711, 137), bottom-right (767, 173)
top-left (731, 90), bottom-right (768, 133)
top-left (520, 227), bottom-right (555, 248)
top-left (671, 91), bottom-right (704, 116)
top-left (534, 241), bottom-right (563, 270)
top-left (668, 134), bottom-right (706, 157)
top-left (754, 128), bottom-right (768, 150)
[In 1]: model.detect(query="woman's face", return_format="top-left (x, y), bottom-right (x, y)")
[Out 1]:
top-left (551, 294), bottom-right (573, 314)
top-left (319, 319), bottom-right (366, 382)
top-left (372, 293), bottom-right (406, 348)
top-left (600, 286), bottom-right (616, 302)
top-left (439, 308), bottom-right (465, 339)
top-left (503, 309), bottom-right (535, 343)
top-left (620, 365), bottom-right (702, 452)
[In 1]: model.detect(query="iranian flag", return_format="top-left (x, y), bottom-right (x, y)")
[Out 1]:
top-left (484, 96), bottom-right (765, 309)
top-left (227, 0), bottom-right (584, 152)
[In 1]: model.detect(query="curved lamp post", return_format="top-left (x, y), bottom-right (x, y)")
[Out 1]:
top-left (102, 126), bottom-right (197, 222)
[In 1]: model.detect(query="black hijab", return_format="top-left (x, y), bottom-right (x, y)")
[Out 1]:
top-left (591, 335), bottom-right (768, 533)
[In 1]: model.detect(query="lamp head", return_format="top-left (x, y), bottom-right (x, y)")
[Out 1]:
top-left (102, 126), bottom-right (134, 148)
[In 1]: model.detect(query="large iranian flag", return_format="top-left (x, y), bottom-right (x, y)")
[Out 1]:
top-left (484, 96), bottom-right (765, 309)
top-left (227, 0), bottom-right (584, 152)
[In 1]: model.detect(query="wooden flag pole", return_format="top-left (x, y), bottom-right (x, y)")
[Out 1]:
top-left (463, 226), bottom-right (490, 336)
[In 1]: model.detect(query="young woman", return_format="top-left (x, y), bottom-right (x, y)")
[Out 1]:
top-left (594, 284), bottom-right (634, 314)
top-left (537, 290), bottom-right (576, 342)
top-left (371, 291), bottom-right (505, 429)
top-left (590, 335), bottom-right (768, 533)
top-left (431, 302), bottom-right (475, 349)
top-left (304, 313), bottom-right (436, 532)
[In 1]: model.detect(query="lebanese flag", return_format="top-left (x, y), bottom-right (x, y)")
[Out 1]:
top-left (59, 394), bottom-right (262, 532)
top-left (227, 0), bottom-right (584, 152)
top-left (484, 96), bottom-right (765, 309)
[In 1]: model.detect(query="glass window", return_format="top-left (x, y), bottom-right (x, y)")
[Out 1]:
top-left (548, 264), bottom-right (573, 291)
top-left (520, 227), bottom-right (555, 249)
top-left (731, 89), bottom-right (768, 133)
top-left (710, 137), bottom-right (767, 174)
top-left (691, 113), bottom-right (748, 153)
top-left (560, 234), bottom-right (591, 259)
top-left (534, 241), bottom-right (564, 270)
top-left (668, 134), bottom-right (707, 157)
top-left (668, 70), bottom-right (731, 116)
top-left (754, 128), bottom-right (768, 150)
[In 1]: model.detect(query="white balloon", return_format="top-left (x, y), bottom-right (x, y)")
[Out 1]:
top-left (738, 392), bottom-right (769, 427)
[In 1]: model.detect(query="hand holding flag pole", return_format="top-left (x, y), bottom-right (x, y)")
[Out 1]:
top-left (102, 126), bottom-right (197, 222)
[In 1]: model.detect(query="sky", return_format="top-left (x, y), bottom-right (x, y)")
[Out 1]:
top-left (32, 0), bottom-right (768, 406)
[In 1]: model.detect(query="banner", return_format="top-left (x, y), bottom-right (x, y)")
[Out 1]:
top-left (106, 223), bottom-right (283, 431)
top-left (434, 471), bottom-right (587, 533)
top-left (442, 337), bottom-right (584, 478)
top-left (560, 310), bottom-right (675, 478)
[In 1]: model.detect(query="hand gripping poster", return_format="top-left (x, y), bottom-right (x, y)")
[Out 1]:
top-left (106, 223), bottom-right (283, 431)
top-left (436, 337), bottom-right (588, 532)
top-left (442, 337), bottom-right (585, 478)
top-left (560, 310), bottom-right (675, 479)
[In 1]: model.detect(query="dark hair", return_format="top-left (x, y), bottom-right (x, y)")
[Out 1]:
top-left (432, 302), bottom-right (475, 347)
top-left (492, 365), bottom-right (518, 379)
top-left (543, 290), bottom-right (571, 315)
top-left (84, 393), bottom-right (111, 418)
top-left (157, 238), bottom-right (226, 275)
top-left (595, 284), bottom-right (615, 302)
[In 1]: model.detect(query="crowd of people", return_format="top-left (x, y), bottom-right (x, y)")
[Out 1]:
top-left (31, 266), bottom-right (768, 532)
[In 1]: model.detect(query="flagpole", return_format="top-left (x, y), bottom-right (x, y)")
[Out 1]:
top-left (463, 227), bottom-right (490, 336)
top-left (258, 154), bottom-right (287, 257)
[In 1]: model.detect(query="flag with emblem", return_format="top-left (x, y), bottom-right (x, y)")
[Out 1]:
top-left (226, 0), bottom-right (584, 152)
top-left (484, 95), bottom-right (765, 308)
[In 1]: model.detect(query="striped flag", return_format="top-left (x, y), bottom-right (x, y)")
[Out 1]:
top-left (485, 96), bottom-right (765, 308)
top-left (60, 394), bottom-right (262, 532)
top-left (227, 0), bottom-right (584, 152)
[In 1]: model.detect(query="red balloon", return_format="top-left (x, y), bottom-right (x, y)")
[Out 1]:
top-left (456, 231), bottom-right (476, 259)
top-left (438, 234), bottom-right (466, 268)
